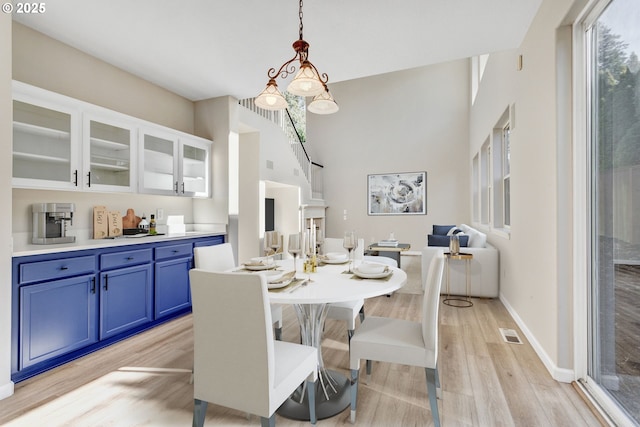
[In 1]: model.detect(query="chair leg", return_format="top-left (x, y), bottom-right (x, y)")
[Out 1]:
top-left (359, 305), bottom-right (365, 323)
top-left (350, 368), bottom-right (359, 423)
top-left (274, 326), bottom-right (282, 341)
top-left (307, 379), bottom-right (317, 426)
top-left (435, 364), bottom-right (442, 399)
top-left (365, 359), bottom-right (372, 384)
top-left (260, 415), bottom-right (275, 427)
top-left (425, 368), bottom-right (441, 427)
top-left (193, 399), bottom-right (208, 427)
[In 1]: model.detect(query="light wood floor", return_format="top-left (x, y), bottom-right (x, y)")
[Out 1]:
top-left (0, 294), bottom-right (604, 426)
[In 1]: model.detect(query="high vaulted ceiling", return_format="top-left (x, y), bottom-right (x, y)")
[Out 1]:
top-left (13, 0), bottom-right (542, 101)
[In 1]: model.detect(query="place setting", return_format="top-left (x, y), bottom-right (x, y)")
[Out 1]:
top-left (350, 261), bottom-right (394, 281)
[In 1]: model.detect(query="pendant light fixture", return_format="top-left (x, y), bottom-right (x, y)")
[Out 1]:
top-left (254, 0), bottom-right (338, 114)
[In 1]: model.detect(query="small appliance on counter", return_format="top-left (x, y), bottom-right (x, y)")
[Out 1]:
top-left (32, 202), bottom-right (75, 244)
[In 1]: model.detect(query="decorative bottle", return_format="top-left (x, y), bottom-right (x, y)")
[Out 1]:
top-left (149, 214), bottom-right (157, 235)
top-left (138, 215), bottom-right (149, 233)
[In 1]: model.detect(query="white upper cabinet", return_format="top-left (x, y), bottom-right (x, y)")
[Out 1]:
top-left (82, 113), bottom-right (136, 192)
top-left (180, 137), bottom-right (210, 197)
top-left (139, 128), bottom-right (210, 197)
top-left (12, 88), bottom-right (81, 190)
top-left (12, 82), bottom-right (211, 197)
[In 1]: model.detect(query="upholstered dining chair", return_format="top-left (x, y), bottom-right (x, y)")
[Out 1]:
top-left (189, 269), bottom-right (318, 427)
top-left (322, 237), bottom-right (366, 341)
top-left (349, 250), bottom-right (445, 427)
top-left (193, 243), bottom-right (283, 340)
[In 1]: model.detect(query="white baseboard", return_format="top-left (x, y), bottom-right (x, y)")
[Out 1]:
top-left (499, 293), bottom-right (575, 383)
top-left (0, 380), bottom-right (14, 401)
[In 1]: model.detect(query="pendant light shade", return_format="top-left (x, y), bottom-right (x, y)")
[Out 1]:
top-left (254, 0), bottom-right (337, 114)
top-left (254, 80), bottom-right (288, 110)
top-left (307, 88), bottom-right (339, 114)
top-left (287, 62), bottom-right (324, 97)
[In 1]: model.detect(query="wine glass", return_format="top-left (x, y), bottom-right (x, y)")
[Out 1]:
top-left (343, 231), bottom-right (358, 273)
top-left (288, 233), bottom-right (302, 276)
top-left (265, 231), bottom-right (281, 265)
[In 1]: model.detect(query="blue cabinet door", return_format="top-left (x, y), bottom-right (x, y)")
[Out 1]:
top-left (155, 257), bottom-right (192, 319)
top-left (99, 264), bottom-right (153, 339)
top-left (19, 274), bottom-right (98, 369)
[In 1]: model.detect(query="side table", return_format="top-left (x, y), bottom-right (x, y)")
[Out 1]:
top-left (366, 243), bottom-right (410, 268)
top-left (443, 252), bottom-right (473, 307)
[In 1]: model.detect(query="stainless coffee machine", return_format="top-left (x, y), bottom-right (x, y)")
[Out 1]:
top-left (32, 203), bottom-right (76, 244)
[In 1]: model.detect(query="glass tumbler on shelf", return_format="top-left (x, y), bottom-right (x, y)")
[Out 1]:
top-left (343, 231), bottom-right (358, 273)
top-left (288, 233), bottom-right (303, 276)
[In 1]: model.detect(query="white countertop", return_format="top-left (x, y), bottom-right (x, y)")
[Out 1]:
top-left (13, 224), bottom-right (226, 257)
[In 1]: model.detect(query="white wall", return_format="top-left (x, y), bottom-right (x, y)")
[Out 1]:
top-left (0, 14), bottom-right (15, 400)
top-left (469, 0), bottom-right (576, 379)
top-left (13, 23), bottom-right (194, 133)
top-left (306, 60), bottom-right (470, 250)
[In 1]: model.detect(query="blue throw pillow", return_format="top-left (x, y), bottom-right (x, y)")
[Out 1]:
top-left (432, 225), bottom-right (456, 235)
top-left (428, 234), bottom-right (469, 247)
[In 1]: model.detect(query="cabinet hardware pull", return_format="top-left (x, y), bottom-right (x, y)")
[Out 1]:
top-left (104, 275), bottom-right (108, 291)
top-left (91, 277), bottom-right (96, 294)
top-left (87, 171), bottom-right (91, 187)
top-left (73, 170), bottom-right (78, 186)
top-left (60, 266), bottom-right (68, 270)
top-left (172, 250), bottom-right (179, 253)
top-left (174, 181), bottom-right (179, 193)
top-left (181, 182), bottom-right (185, 194)
top-left (126, 256), bottom-right (134, 260)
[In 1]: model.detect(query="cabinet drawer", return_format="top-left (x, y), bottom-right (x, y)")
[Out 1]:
top-left (155, 243), bottom-right (192, 261)
top-left (19, 256), bottom-right (96, 285)
top-left (100, 248), bottom-right (153, 270)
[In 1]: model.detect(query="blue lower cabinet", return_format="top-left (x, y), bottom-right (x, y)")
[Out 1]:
top-left (19, 274), bottom-right (98, 369)
top-left (12, 234), bottom-right (225, 382)
top-left (155, 257), bottom-right (192, 319)
top-left (99, 264), bottom-right (153, 339)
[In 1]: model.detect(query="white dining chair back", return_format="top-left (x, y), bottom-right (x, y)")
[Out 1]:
top-left (189, 269), bottom-right (318, 426)
top-left (193, 242), bottom-right (283, 340)
top-left (193, 243), bottom-right (235, 271)
top-left (422, 251), bottom-right (444, 358)
top-left (349, 250), bottom-right (445, 427)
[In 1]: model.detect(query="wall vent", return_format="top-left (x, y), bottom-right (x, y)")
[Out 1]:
top-left (266, 160), bottom-right (274, 170)
top-left (499, 328), bottom-right (523, 344)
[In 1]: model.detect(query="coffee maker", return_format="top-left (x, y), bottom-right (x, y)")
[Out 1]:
top-left (32, 203), bottom-right (76, 244)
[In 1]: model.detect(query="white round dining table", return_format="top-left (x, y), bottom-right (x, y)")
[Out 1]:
top-left (267, 259), bottom-right (407, 304)
top-left (266, 258), bottom-right (407, 421)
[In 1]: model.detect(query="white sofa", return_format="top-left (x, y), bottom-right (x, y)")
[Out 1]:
top-left (421, 224), bottom-right (499, 298)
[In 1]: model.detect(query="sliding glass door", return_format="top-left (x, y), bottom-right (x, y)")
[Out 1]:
top-left (587, 0), bottom-right (640, 424)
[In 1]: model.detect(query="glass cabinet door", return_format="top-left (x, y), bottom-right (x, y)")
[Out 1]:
top-left (179, 139), bottom-right (209, 197)
top-left (85, 116), bottom-right (134, 191)
top-left (13, 99), bottom-right (79, 189)
top-left (140, 130), bottom-right (178, 195)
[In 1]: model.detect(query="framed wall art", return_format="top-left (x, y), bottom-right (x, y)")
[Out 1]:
top-left (367, 171), bottom-right (427, 215)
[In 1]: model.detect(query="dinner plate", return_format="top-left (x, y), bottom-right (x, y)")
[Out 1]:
top-left (322, 257), bottom-right (349, 264)
top-left (243, 263), bottom-right (277, 271)
top-left (267, 271), bottom-right (296, 289)
top-left (353, 268), bottom-right (392, 279)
